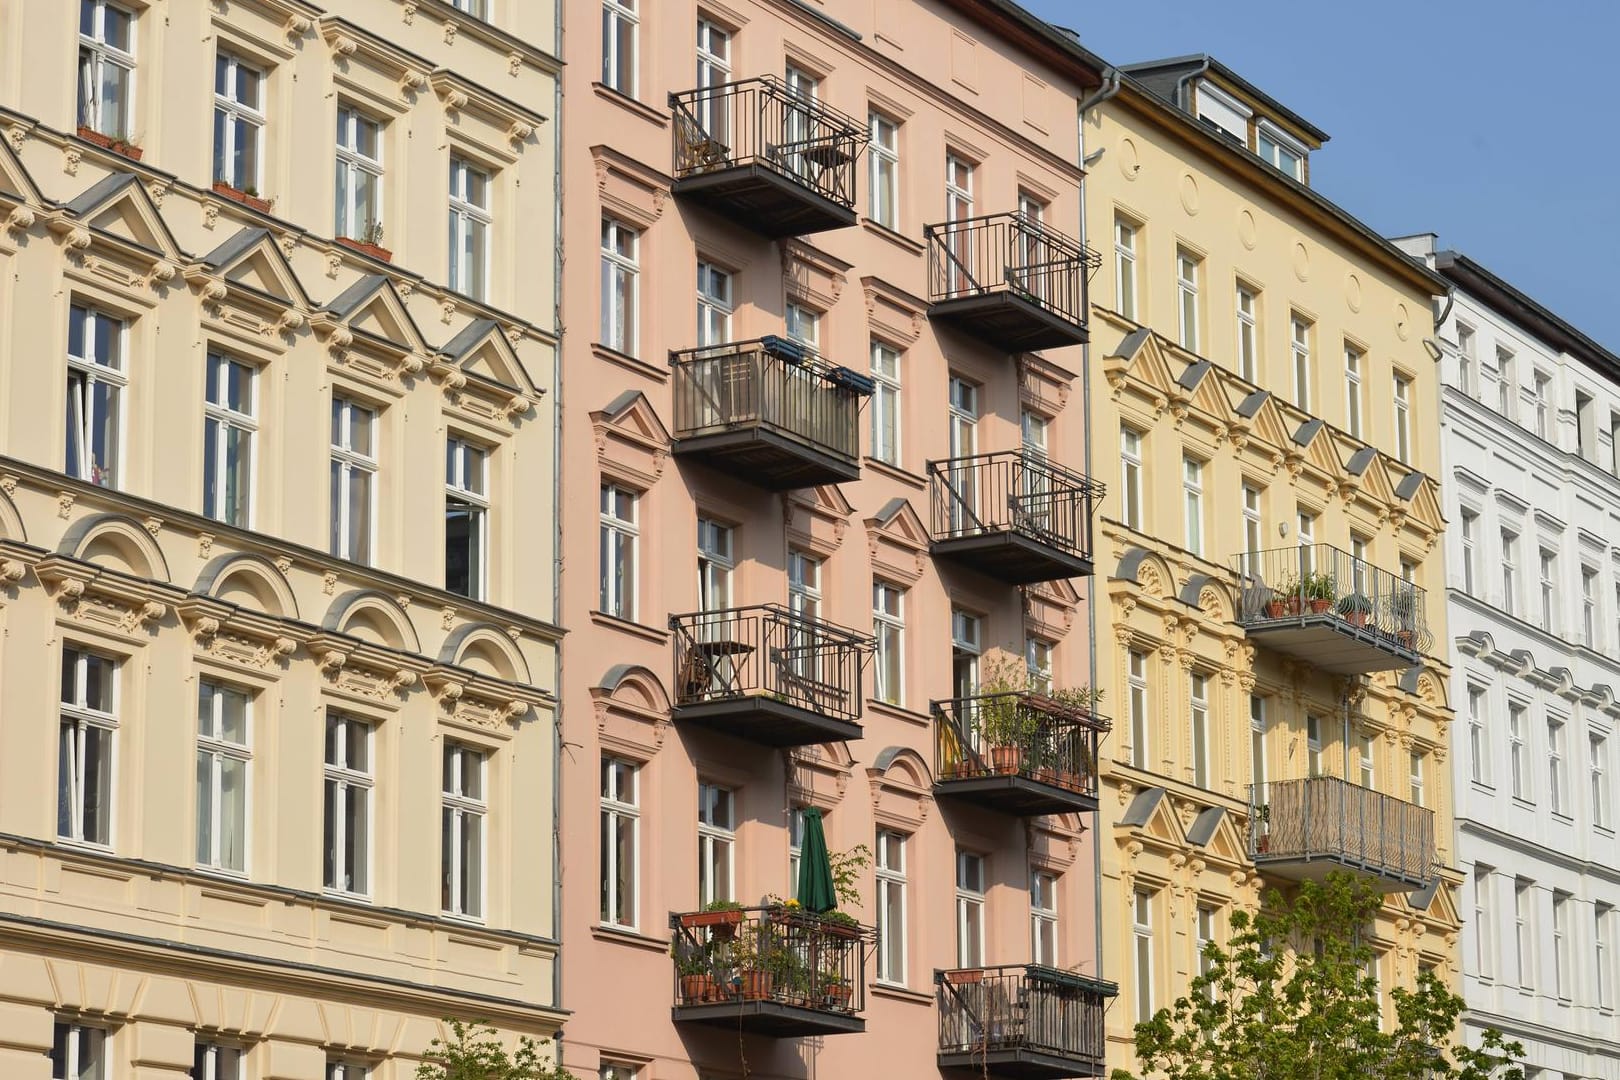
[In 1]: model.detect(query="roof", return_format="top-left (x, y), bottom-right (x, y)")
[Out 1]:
top-left (935, 0), bottom-right (1108, 91)
top-left (1432, 249), bottom-right (1620, 384)
top-left (1121, 54), bottom-right (1330, 144)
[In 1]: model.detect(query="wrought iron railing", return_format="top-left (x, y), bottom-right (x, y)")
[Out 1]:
top-left (1233, 543), bottom-right (1431, 654)
top-left (925, 211), bottom-right (1099, 328)
top-left (670, 76), bottom-right (868, 208)
top-left (1250, 776), bottom-right (1435, 884)
top-left (671, 906), bottom-right (871, 1016)
top-left (936, 964), bottom-right (1113, 1064)
top-left (933, 692), bottom-right (1107, 799)
top-left (928, 450), bottom-right (1103, 560)
top-left (670, 604), bottom-right (872, 724)
top-left (669, 337), bottom-right (869, 461)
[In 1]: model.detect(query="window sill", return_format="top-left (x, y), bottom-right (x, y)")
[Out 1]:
top-left (592, 342), bottom-right (667, 382)
top-left (589, 610), bottom-right (669, 644)
top-left (591, 82), bottom-right (669, 127)
top-left (866, 699), bottom-right (930, 728)
top-left (871, 982), bottom-right (932, 1006)
top-left (592, 923), bottom-right (671, 954)
top-left (864, 457), bottom-right (926, 491)
top-left (1510, 795), bottom-right (1536, 810)
top-left (860, 218), bottom-right (925, 256)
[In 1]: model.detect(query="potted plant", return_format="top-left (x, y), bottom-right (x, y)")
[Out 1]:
top-left (821, 971), bottom-right (853, 1009)
top-left (678, 899), bottom-right (744, 941)
top-left (1337, 592), bottom-right (1374, 628)
top-left (212, 178), bottom-right (273, 213)
top-left (337, 220), bottom-right (392, 263)
top-left (817, 909), bottom-right (862, 940)
top-left (1266, 575), bottom-right (1299, 617)
top-left (730, 933), bottom-right (778, 1001)
top-left (1391, 589), bottom-right (1418, 647)
top-left (77, 125), bottom-right (143, 161)
top-left (1302, 570), bottom-right (1337, 613)
top-left (672, 940), bottom-right (717, 1004)
top-left (975, 657), bottom-right (1035, 776)
top-left (1253, 803), bottom-right (1271, 854)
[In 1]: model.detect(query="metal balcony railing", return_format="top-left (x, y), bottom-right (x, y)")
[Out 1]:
top-left (670, 604), bottom-right (871, 725)
top-left (925, 212), bottom-right (1099, 330)
top-left (1250, 776), bottom-right (1436, 887)
top-left (934, 692), bottom-right (1107, 800)
top-left (669, 337), bottom-right (868, 463)
top-left (671, 906), bottom-right (871, 1019)
top-left (670, 76), bottom-right (867, 208)
top-left (936, 964), bottom-right (1113, 1067)
top-left (929, 450), bottom-right (1102, 558)
top-left (1234, 543), bottom-right (1432, 654)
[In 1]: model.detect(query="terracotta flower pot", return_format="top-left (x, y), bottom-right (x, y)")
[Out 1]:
top-left (77, 125), bottom-right (143, 161)
top-left (736, 969), bottom-right (773, 1000)
top-left (1342, 611), bottom-right (1369, 628)
top-left (335, 236), bottom-right (394, 263)
top-left (1263, 600), bottom-right (1287, 618)
top-left (679, 974), bottom-right (714, 1004)
top-left (212, 181), bottom-right (273, 214)
top-left (990, 744), bottom-right (1021, 775)
top-left (945, 968), bottom-right (985, 985)
top-left (1308, 598), bottom-right (1333, 614)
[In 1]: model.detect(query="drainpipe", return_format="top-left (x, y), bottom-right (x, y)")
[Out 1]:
top-left (1076, 66), bottom-right (1122, 120)
top-left (550, 0), bottom-right (567, 1047)
top-left (1171, 57), bottom-right (1213, 114)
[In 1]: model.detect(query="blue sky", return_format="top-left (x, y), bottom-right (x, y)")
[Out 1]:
top-left (1021, 0), bottom-right (1620, 352)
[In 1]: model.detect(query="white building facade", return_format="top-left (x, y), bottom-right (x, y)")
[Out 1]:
top-left (1399, 235), bottom-right (1620, 1080)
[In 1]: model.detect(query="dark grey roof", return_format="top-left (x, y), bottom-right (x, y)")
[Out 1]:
top-left (1345, 447), bottom-right (1379, 476)
top-left (326, 273), bottom-right (390, 318)
top-left (63, 171), bottom-right (140, 215)
top-left (1118, 787), bottom-right (1166, 828)
top-left (1393, 471), bottom-right (1426, 502)
top-left (1108, 327), bottom-right (1153, 361)
top-left (1293, 418), bottom-right (1324, 447)
top-left (1407, 877), bottom-right (1440, 911)
top-left (1235, 390), bottom-right (1271, 419)
top-left (872, 497), bottom-right (913, 526)
top-left (1185, 806), bottom-right (1224, 848)
top-left (1120, 54), bottom-right (1330, 143)
top-left (1177, 360), bottom-right (1213, 390)
top-left (599, 390), bottom-right (644, 419)
top-left (199, 226), bottom-right (270, 269)
top-left (441, 317), bottom-right (501, 361)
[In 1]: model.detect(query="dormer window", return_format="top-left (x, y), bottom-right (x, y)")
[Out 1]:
top-left (1192, 80), bottom-right (1250, 145)
top-left (1257, 122), bottom-right (1306, 181)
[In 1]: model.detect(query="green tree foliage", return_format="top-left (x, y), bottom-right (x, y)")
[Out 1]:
top-left (414, 1020), bottom-right (576, 1080)
top-left (1114, 872), bottom-right (1524, 1080)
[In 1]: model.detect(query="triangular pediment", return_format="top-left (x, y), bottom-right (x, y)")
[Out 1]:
top-left (1182, 361), bottom-right (1233, 420)
top-left (592, 390), bottom-right (670, 450)
top-left (198, 227), bottom-right (311, 310)
top-left (796, 483), bottom-right (853, 519)
top-left (867, 498), bottom-right (928, 551)
top-left (1247, 393), bottom-right (1297, 452)
top-left (1399, 472), bottom-right (1445, 531)
top-left (1357, 456), bottom-right (1399, 507)
top-left (66, 173), bottom-right (183, 259)
top-left (1200, 808), bottom-right (1250, 866)
top-left (0, 136), bottom-right (41, 205)
top-left (1028, 577), bottom-right (1081, 607)
top-left (1299, 422), bottom-right (1346, 482)
top-left (1138, 792), bottom-right (1185, 847)
top-left (1109, 328), bottom-right (1180, 397)
top-left (439, 319), bottom-right (536, 396)
top-left (324, 274), bottom-right (429, 355)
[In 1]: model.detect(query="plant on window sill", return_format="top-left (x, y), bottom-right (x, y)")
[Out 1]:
top-left (336, 219), bottom-right (392, 263)
top-left (212, 179), bottom-right (273, 214)
top-left (77, 125), bottom-right (143, 161)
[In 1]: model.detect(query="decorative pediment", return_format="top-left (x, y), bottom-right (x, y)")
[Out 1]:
top-left (591, 391), bottom-right (670, 487)
top-left (1115, 785), bottom-right (1183, 852)
top-left (430, 70), bottom-right (543, 154)
top-left (430, 318), bottom-right (539, 427)
top-left (786, 485), bottom-right (852, 556)
top-left (1295, 419), bottom-right (1347, 488)
top-left (177, 596), bottom-right (301, 671)
top-left (312, 273), bottom-right (432, 380)
top-left (1019, 354), bottom-right (1076, 415)
top-left (1103, 327), bottom-right (1177, 406)
top-left (0, 134), bottom-right (43, 234)
top-left (306, 630), bottom-right (427, 707)
top-left (787, 743), bottom-right (853, 810)
top-left (1175, 360), bottom-right (1233, 427)
top-left (782, 240), bottom-right (851, 311)
top-left (422, 664), bottom-right (542, 739)
top-left (860, 274), bottom-right (926, 345)
top-left (61, 172), bottom-right (185, 260)
top-left (864, 498), bottom-right (928, 585)
top-left (867, 745), bottom-right (933, 829)
top-left (1197, 807), bottom-right (1250, 868)
top-left (320, 15), bottom-right (431, 103)
top-left (592, 144), bottom-right (672, 227)
top-left (590, 663), bottom-right (672, 759)
top-left (1023, 579), bottom-right (1079, 641)
top-left (33, 554), bottom-right (176, 639)
top-left (186, 227), bottom-right (311, 340)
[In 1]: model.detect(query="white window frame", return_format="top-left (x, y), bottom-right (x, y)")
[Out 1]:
top-left (59, 647), bottom-right (118, 848)
top-left (1455, 322), bottom-right (1476, 396)
top-left (52, 1019), bottom-right (108, 1080)
top-left (1409, 749), bottom-right (1425, 807)
top-left (1196, 903), bottom-right (1218, 993)
top-left (1025, 636), bottom-right (1054, 694)
top-left (330, 396), bottom-right (378, 565)
top-left (955, 850), bottom-right (986, 968)
top-left (1553, 891), bottom-right (1572, 1000)
top-left (1182, 455), bottom-right (1204, 556)
top-left (697, 518), bottom-right (733, 613)
top-left (448, 155), bottom-right (492, 301)
top-left (696, 261), bottom-right (733, 347)
top-left (196, 680), bottom-right (251, 875)
top-left (327, 1060), bottom-right (369, 1080)
top-left (602, 0), bottom-right (638, 95)
top-left (1501, 530), bottom-right (1519, 616)
top-left (1242, 483), bottom-right (1262, 575)
top-left (1514, 878), bottom-right (1535, 988)
top-left (450, 0), bottom-right (491, 18)
top-left (445, 436), bottom-right (489, 600)
top-left (1114, 216), bottom-right (1138, 319)
top-left (1190, 672), bottom-right (1209, 788)
top-left (1120, 426), bottom-right (1143, 530)
top-left (1175, 248), bottom-right (1200, 351)
top-left (1250, 694), bottom-right (1267, 797)
top-left (1394, 374), bottom-right (1412, 461)
top-left (869, 111), bottom-right (899, 230)
top-left (1030, 868), bottom-right (1058, 966)
top-left (192, 1041), bottom-right (243, 1080)
top-left (873, 580), bottom-right (905, 706)
top-left (442, 742), bottom-right (487, 919)
top-left (1533, 370), bottom-right (1552, 439)
top-left (1549, 715), bottom-right (1568, 816)
top-left (1291, 315), bottom-right (1312, 410)
top-left (1235, 283), bottom-right (1257, 381)
top-left (1133, 889), bottom-right (1154, 1023)
top-left (697, 782), bottom-right (735, 906)
top-left (1593, 731), bottom-right (1610, 830)
top-left (1256, 120), bottom-right (1305, 180)
top-left (599, 483), bottom-right (638, 620)
top-left (1539, 545), bottom-right (1558, 634)
top-left (335, 105), bottom-right (384, 242)
top-left (788, 805), bottom-right (805, 888)
top-left (1473, 865), bottom-right (1496, 980)
top-left (1497, 347), bottom-right (1516, 419)
top-left (1128, 649), bottom-right (1149, 769)
top-left (1507, 699), bottom-right (1527, 799)
top-left (78, 0), bottom-right (135, 138)
top-left (1344, 344), bottom-right (1364, 439)
top-left (1459, 508), bottom-right (1478, 594)
top-left (870, 340), bottom-right (902, 465)
top-left (951, 608), bottom-right (981, 700)
top-left (1469, 687), bottom-right (1490, 787)
top-left (876, 829), bottom-right (908, 984)
top-left (323, 711), bottom-right (373, 897)
top-left (600, 756), bottom-right (639, 929)
top-left (1597, 903), bottom-right (1614, 1010)
top-left (1306, 713), bottom-right (1323, 776)
top-left (67, 303), bottom-right (127, 489)
top-left (1582, 565), bottom-right (1599, 648)
top-left (600, 218), bottom-right (639, 355)
top-left (213, 52), bottom-right (264, 192)
top-left (1358, 733), bottom-right (1375, 789)
top-left (203, 350), bottom-right (256, 527)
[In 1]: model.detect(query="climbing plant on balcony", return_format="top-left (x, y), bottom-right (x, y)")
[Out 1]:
top-left (1114, 872), bottom-right (1524, 1080)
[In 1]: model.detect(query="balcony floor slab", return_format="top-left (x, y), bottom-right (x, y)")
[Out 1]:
top-left (673, 695), bottom-right (863, 748)
top-left (929, 292), bottom-right (1090, 352)
top-left (673, 427), bottom-right (860, 490)
top-left (932, 532), bottom-right (1093, 585)
top-left (938, 1048), bottom-right (1107, 1079)
top-left (1244, 616), bottom-right (1420, 674)
top-left (673, 165), bottom-right (857, 238)
top-left (934, 774), bottom-right (1098, 816)
top-left (673, 1001), bottom-right (864, 1036)
top-left (1254, 853), bottom-right (1430, 893)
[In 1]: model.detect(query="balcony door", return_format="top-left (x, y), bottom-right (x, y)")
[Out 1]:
top-left (944, 155), bottom-right (975, 294)
top-left (781, 64), bottom-right (819, 183)
top-left (692, 262), bottom-right (734, 428)
top-left (694, 19), bottom-right (731, 145)
top-left (696, 519), bottom-right (736, 691)
top-left (947, 378), bottom-right (978, 534)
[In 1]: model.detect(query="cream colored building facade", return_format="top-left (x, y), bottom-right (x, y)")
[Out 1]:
top-left (1080, 58), bottom-right (1461, 1070)
top-left (0, 2), bottom-right (563, 1078)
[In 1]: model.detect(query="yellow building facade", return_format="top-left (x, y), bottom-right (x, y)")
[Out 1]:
top-left (1080, 59), bottom-right (1460, 1070)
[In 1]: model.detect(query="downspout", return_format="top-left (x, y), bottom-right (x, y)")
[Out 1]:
top-left (1171, 57), bottom-right (1213, 114)
top-left (550, 0), bottom-right (567, 1047)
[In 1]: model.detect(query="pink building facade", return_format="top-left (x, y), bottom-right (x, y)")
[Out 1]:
top-left (556, 2), bottom-right (1113, 1076)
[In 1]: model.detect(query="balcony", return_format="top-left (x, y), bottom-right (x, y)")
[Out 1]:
top-left (1249, 776), bottom-right (1435, 891)
top-left (936, 965), bottom-right (1114, 1078)
top-left (670, 605), bottom-right (871, 747)
top-left (671, 906), bottom-right (871, 1036)
top-left (925, 212), bottom-right (1099, 352)
top-left (669, 76), bottom-right (868, 237)
top-left (928, 451), bottom-right (1102, 584)
top-left (669, 337), bottom-right (869, 490)
top-left (933, 692), bottom-right (1106, 816)
top-left (1233, 544), bottom-right (1430, 674)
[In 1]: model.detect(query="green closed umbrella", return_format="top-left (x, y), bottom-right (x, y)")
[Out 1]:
top-left (795, 807), bottom-right (837, 914)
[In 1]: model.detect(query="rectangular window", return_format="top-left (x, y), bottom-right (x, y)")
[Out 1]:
top-left (323, 711), bottom-right (372, 896)
top-left (870, 341), bottom-right (902, 465)
top-left (1183, 455), bottom-right (1204, 556)
top-left (696, 261), bottom-right (733, 347)
top-left (1593, 733), bottom-right (1611, 829)
top-left (1306, 713), bottom-right (1323, 776)
top-left (1408, 749), bottom-right (1425, 806)
top-left (695, 17), bottom-right (731, 121)
top-left (1497, 347), bottom-right (1516, 418)
top-left (203, 350), bottom-right (255, 526)
top-left (335, 105), bottom-right (383, 242)
top-left (1533, 371), bottom-right (1552, 439)
top-left (600, 756), bottom-right (638, 928)
top-left (1250, 694), bottom-right (1267, 796)
top-left (1455, 323), bottom-right (1476, 397)
top-left (445, 437), bottom-right (488, 599)
top-left (873, 580), bottom-right (905, 706)
top-left (1459, 509), bottom-right (1478, 594)
top-left (448, 156), bottom-right (491, 300)
top-left (196, 681), bottom-right (250, 873)
top-left (213, 53), bottom-right (263, 192)
top-left (951, 608), bottom-right (981, 699)
top-left (59, 647), bottom-right (117, 846)
top-left (51, 1020), bottom-right (107, 1080)
top-left (1549, 716), bottom-right (1568, 815)
top-left (1577, 390), bottom-right (1595, 459)
top-left (697, 782), bottom-right (734, 906)
top-left (1553, 891), bottom-right (1572, 999)
top-left (450, 0), bottom-right (491, 18)
top-left (602, 0), bottom-right (637, 94)
top-left (1473, 865), bottom-right (1496, 979)
top-left (1120, 427), bottom-right (1143, 530)
top-left (327, 1061), bottom-right (368, 1080)
top-left (1128, 649), bottom-right (1149, 769)
top-left (787, 550), bottom-right (822, 680)
top-left (876, 829), bottom-right (907, 984)
top-left (442, 743), bottom-right (486, 918)
top-left (78, 1), bottom-right (135, 138)
top-left (192, 1042), bottom-right (243, 1080)
top-left (329, 397), bottom-right (377, 564)
top-left (1507, 700), bottom-right (1527, 799)
top-left (1031, 869), bottom-right (1058, 966)
top-left (697, 518), bottom-right (733, 612)
top-left (1257, 124), bottom-right (1305, 179)
top-left (1133, 889), bottom-right (1154, 1023)
top-left (1598, 903), bottom-right (1614, 1010)
top-left (1190, 672), bottom-right (1209, 788)
top-left (1196, 903), bottom-right (1217, 993)
top-left (1358, 733), bottom-right (1375, 788)
top-left (1235, 284), bottom-right (1257, 381)
top-left (788, 805), bottom-right (805, 888)
top-left (66, 303), bottom-right (126, 488)
top-left (1114, 216), bottom-right (1138, 319)
top-left (1297, 509), bottom-right (1316, 572)
top-left (1501, 530), bottom-right (1519, 616)
top-left (599, 483), bottom-right (637, 620)
top-left (1176, 249), bottom-right (1201, 351)
top-left (1242, 483), bottom-right (1263, 575)
top-left (1025, 637), bottom-right (1054, 694)
top-left (955, 850), bottom-right (985, 968)
top-left (600, 219), bottom-right (639, 354)
top-left (1467, 687), bottom-right (1489, 786)
top-left (785, 301), bottom-right (820, 350)
top-left (1583, 566), bottom-right (1599, 648)
top-left (1344, 345), bottom-right (1364, 438)
top-left (1291, 315), bottom-right (1312, 410)
top-left (869, 112), bottom-right (899, 229)
top-left (1514, 879), bottom-right (1535, 987)
top-left (1393, 375), bottom-right (1412, 461)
